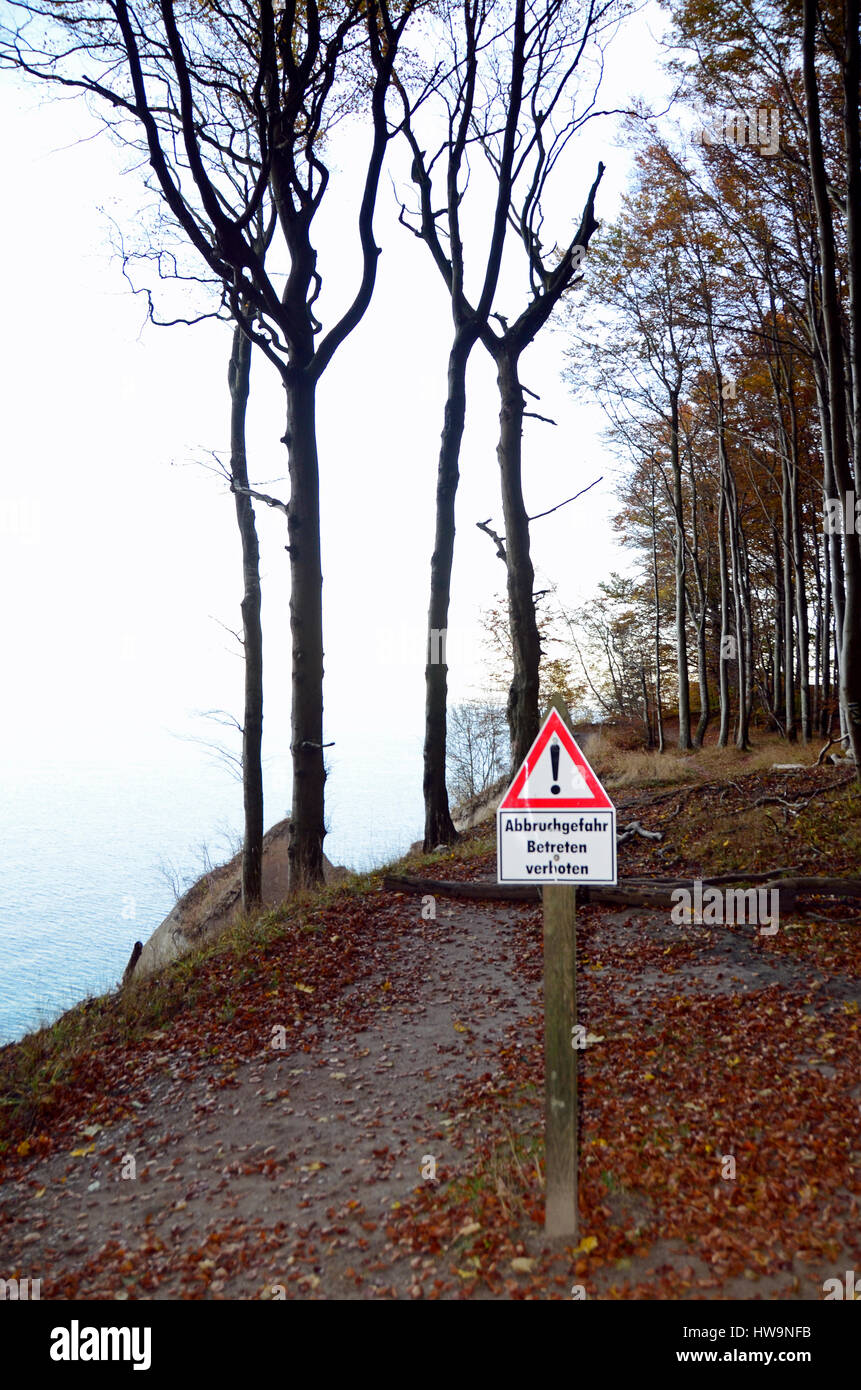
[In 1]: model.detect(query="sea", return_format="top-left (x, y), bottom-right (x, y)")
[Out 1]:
top-left (0, 734), bottom-right (424, 1046)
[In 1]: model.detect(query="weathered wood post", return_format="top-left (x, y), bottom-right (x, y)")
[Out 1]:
top-left (496, 694), bottom-right (616, 1242)
top-left (542, 696), bottom-right (579, 1238)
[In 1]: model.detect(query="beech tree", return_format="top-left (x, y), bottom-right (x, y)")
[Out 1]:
top-left (661, 0), bottom-right (861, 762)
top-left (568, 155), bottom-right (700, 750)
top-left (802, 0), bottom-right (861, 770)
top-left (1, 0), bottom-right (418, 885)
top-left (394, 0), bottom-right (524, 848)
top-left (108, 201), bottom-right (273, 910)
top-left (397, 0), bottom-right (621, 834)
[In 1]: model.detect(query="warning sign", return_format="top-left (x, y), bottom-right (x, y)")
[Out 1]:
top-left (497, 709), bottom-right (617, 884)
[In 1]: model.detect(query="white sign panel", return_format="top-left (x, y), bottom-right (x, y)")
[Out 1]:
top-left (496, 710), bottom-right (617, 886)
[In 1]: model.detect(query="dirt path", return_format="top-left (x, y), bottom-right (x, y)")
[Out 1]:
top-left (1, 867), bottom-right (858, 1300)
top-left (0, 895), bottom-right (542, 1299)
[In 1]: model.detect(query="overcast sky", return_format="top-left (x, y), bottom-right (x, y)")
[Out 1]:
top-left (0, 6), bottom-right (672, 811)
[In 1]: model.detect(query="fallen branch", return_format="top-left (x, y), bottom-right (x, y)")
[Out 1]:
top-left (382, 873), bottom-right (861, 912)
top-left (817, 733), bottom-right (851, 765)
top-left (385, 876), bottom-right (681, 910)
top-left (617, 820), bottom-right (662, 843)
top-left (761, 876), bottom-right (861, 900)
top-left (753, 778), bottom-right (853, 821)
top-left (384, 875), bottom-right (540, 902)
top-left (624, 867), bottom-right (801, 886)
top-left (752, 794), bottom-right (808, 820)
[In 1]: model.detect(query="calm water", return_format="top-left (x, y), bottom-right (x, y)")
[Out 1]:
top-left (0, 736), bottom-right (423, 1045)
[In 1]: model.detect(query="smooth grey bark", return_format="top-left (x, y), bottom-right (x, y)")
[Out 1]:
top-left (788, 387), bottom-right (811, 741)
top-left (650, 471), bottom-right (665, 752)
top-left (669, 390), bottom-right (692, 749)
top-left (781, 449), bottom-right (797, 741)
top-left (738, 519), bottom-right (754, 737)
top-left (686, 435), bottom-right (710, 746)
top-left (803, 0), bottom-right (861, 773)
top-left (495, 348), bottom-right (542, 769)
top-left (812, 521), bottom-right (823, 731)
top-left (228, 323), bottom-right (264, 910)
top-left (716, 444), bottom-right (732, 747)
top-left (423, 334), bottom-right (472, 848)
top-left (845, 0), bottom-right (861, 493)
top-left (772, 524), bottom-right (784, 729)
top-left (282, 368), bottom-right (326, 889)
top-left (813, 349), bottom-right (847, 732)
top-left (723, 445), bottom-right (750, 749)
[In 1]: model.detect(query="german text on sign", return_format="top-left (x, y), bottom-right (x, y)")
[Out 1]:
top-left (497, 711), bottom-right (617, 885)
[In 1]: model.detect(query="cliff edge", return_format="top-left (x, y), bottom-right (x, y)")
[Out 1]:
top-left (133, 818), bottom-right (348, 982)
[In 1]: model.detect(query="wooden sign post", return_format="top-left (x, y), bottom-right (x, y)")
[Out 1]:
top-left (542, 695), bottom-right (579, 1239)
top-left (543, 873), bottom-right (579, 1237)
top-left (496, 695), bottom-right (617, 1240)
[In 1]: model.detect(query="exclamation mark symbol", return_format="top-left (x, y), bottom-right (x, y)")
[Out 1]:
top-left (550, 741), bottom-right (561, 795)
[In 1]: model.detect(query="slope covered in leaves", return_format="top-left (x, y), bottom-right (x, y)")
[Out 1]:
top-left (0, 765), bottom-right (858, 1298)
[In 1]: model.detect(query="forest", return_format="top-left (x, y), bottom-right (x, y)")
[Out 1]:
top-left (1, 0), bottom-right (859, 894)
top-left (1, 0), bottom-right (860, 1319)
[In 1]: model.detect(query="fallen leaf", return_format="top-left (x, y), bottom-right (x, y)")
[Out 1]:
top-left (573, 1236), bottom-right (598, 1255)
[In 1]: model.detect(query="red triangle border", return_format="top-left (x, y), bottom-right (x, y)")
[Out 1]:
top-left (498, 709), bottom-right (614, 811)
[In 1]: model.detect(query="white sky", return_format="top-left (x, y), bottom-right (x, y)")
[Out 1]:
top-left (0, 6), bottom-right (671, 798)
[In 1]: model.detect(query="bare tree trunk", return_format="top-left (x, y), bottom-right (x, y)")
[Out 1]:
top-left (739, 522), bottom-right (754, 738)
top-left (496, 347), bottom-right (541, 768)
top-left (687, 453), bottom-right (710, 747)
top-left (723, 456), bottom-right (750, 749)
top-left (804, 0), bottom-right (861, 772)
top-left (772, 526), bottom-right (783, 728)
top-left (717, 477), bottom-right (731, 747)
top-left (284, 368), bottom-right (326, 890)
top-left (640, 665), bottom-right (653, 747)
top-left (228, 324), bottom-right (264, 910)
top-left (787, 384), bottom-right (811, 740)
top-left (694, 608), bottom-right (710, 747)
top-left (845, 0), bottom-right (861, 492)
top-left (812, 525), bottom-right (823, 733)
top-left (790, 457), bottom-right (811, 743)
top-left (423, 335), bottom-right (471, 848)
top-left (651, 472), bottom-right (665, 752)
top-left (669, 391), bottom-right (692, 749)
top-left (781, 451), bottom-right (797, 742)
top-left (822, 533), bottom-right (834, 733)
top-left (815, 358), bottom-right (846, 734)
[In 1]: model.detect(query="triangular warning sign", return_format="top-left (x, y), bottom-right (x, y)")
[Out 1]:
top-left (499, 709), bottom-right (614, 811)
